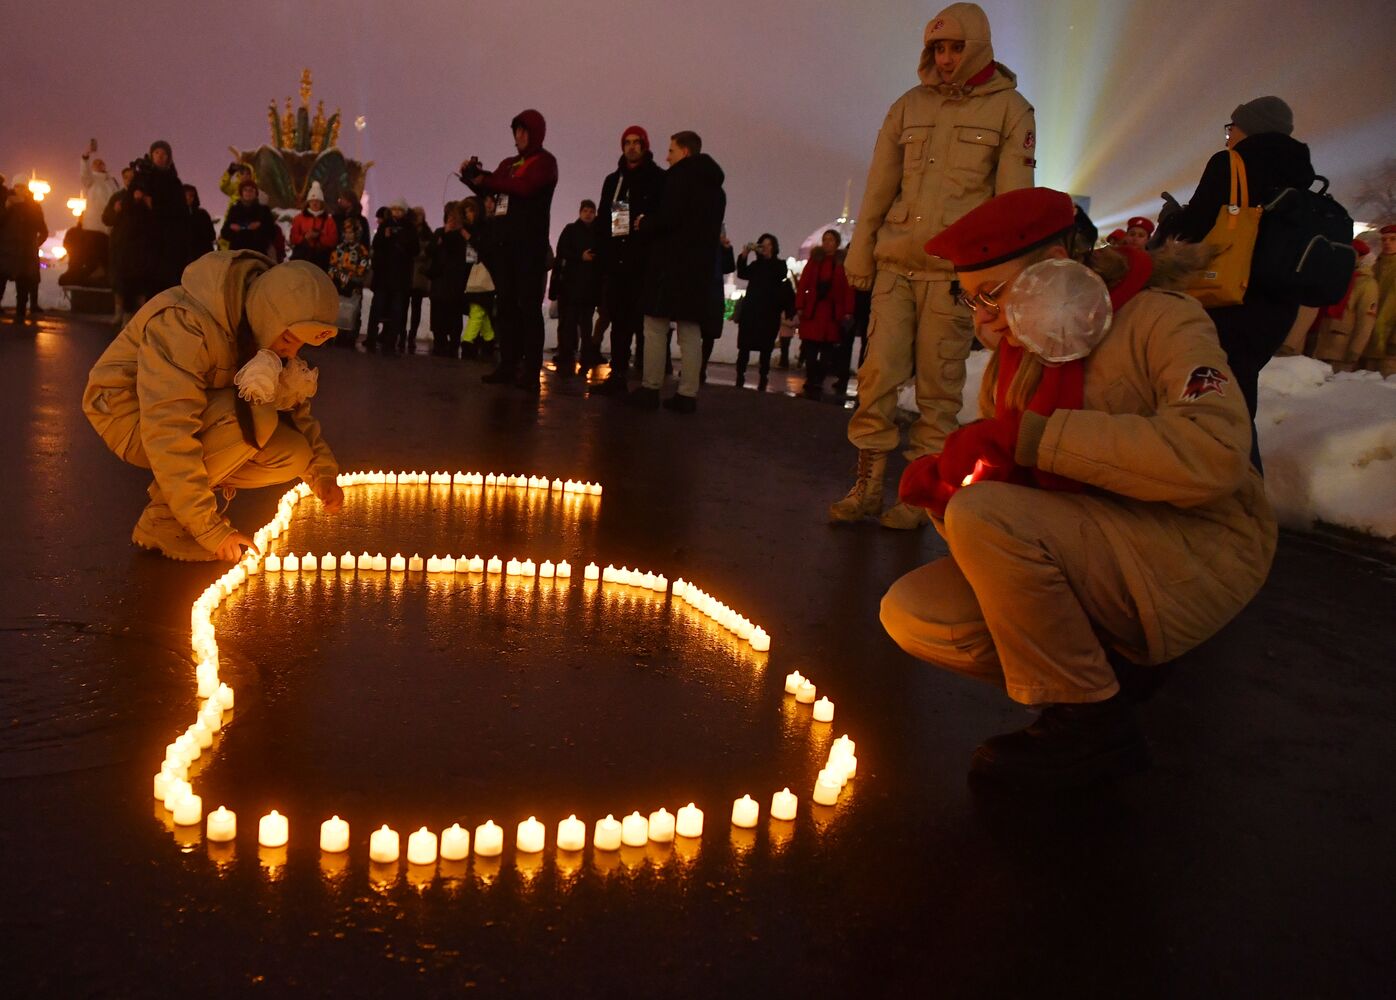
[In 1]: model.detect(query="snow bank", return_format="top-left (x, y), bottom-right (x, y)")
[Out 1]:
top-left (1256, 357), bottom-right (1396, 539)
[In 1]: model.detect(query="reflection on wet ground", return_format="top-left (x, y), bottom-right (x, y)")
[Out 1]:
top-left (4, 313), bottom-right (1394, 994)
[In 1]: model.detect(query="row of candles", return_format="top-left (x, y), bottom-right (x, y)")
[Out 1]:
top-left (334, 469), bottom-right (602, 496)
top-left (160, 471), bottom-right (852, 862)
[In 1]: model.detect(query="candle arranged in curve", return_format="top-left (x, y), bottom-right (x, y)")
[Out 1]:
top-left (206, 806), bottom-right (237, 842)
top-left (320, 816), bottom-right (350, 853)
top-left (676, 802), bottom-right (704, 839)
top-left (440, 823), bottom-right (470, 861)
top-left (407, 827), bottom-right (438, 865)
top-left (771, 788), bottom-right (798, 822)
top-left (648, 808), bottom-right (676, 843)
top-left (369, 825), bottom-right (400, 864)
top-left (620, 811), bottom-right (649, 847)
top-left (731, 794), bottom-right (760, 829)
top-left (593, 814), bottom-right (622, 852)
top-left (258, 810), bottom-right (289, 848)
top-left (516, 816), bottom-right (545, 854)
top-left (474, 820), bottom-right (504, 857)
top-left (556, 815), bottom-right (586, 852)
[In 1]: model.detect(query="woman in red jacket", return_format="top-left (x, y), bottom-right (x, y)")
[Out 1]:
top-left (289, 181), bottom-right (339, 271)
top-left (796, 229), bottom-right (855, 399)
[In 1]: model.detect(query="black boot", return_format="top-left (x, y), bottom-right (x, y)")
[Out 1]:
top-left (482, 365), bottom-right (516, 384)
top-left (969, 694), bottom-right (1151, 788)
top-left (663, 393), bottom-right (697, 414)
top-left (594, 373), bottom-right (628, 396)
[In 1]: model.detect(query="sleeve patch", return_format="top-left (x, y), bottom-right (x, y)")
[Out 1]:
top-left (1180, 366), bottom-right (1228, 401)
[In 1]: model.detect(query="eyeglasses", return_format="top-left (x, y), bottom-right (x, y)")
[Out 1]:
top-left (1224, 122), bottom-right (1234, 136)
top-left (955, 279), bottom-right (1009, 316)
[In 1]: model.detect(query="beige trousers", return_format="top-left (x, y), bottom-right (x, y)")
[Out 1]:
top-left (880, 482), bottom-right (1149, 705)
top-left (847, 272), bottom-right (973, 459)
top-left (197, 389), bottom-right (313, 489)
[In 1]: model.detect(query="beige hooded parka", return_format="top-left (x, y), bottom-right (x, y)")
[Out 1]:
top-left (83, 251), bottom-right (338, 550)
top-left (845, 3), bottom-right (1037, 286)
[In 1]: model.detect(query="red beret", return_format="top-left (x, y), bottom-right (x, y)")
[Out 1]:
top-left (925, 188), bottom-right (1077, 271)
top-left (1353, 238), bottom-right (1370, 256)
top-left (1107, 229), bottom-right (1127, 243)
top-left (1382, 224), bottom-right (1396, 236)
top-left (1126, 216), bottom-right (1155, 234)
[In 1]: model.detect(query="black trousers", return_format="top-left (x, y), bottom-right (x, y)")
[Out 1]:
top-left (735, 348), bottom-right (772, 384)
top-left (604, 266), bottom-right (645, 375)
top-left (377, 288), bottom-right (410, 353)
top-left (494, 261), bottom-right (548, 376)
top-left (804, 340), bottom-right (839, 386)
top-left (1208, 292), bottom-right (1298, 471)
top-left (408, 291), bottom-right (426, 342)
top-left (430, 294), bottom-right (465, 356)
top-left (556, 295), bottom-right (595, 365)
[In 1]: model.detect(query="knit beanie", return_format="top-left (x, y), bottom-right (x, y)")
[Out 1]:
top-left (622, 125), bottom-right (650, 152)
top-left (1230, 96), bottom-right (1293, 137)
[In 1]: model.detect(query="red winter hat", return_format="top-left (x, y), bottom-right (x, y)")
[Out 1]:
top-left (1126, 216), bottom-right (1155, 234)
top-left (621, 125), bottom-right (650, 152)
top-left (1353, 238), bottom-right (1370, 256)
top-left (926, 187), bottom-right (1077, 271)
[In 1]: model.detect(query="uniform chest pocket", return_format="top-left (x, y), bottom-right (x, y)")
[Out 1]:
top-left (899, 127), bottom-right (931, 178)
top-left (952, 125), bottom-right (1000, 174)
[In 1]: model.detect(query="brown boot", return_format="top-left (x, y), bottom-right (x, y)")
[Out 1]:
top-left (828, 450), bottom-right (887, 523)
top-left (131, 483), bottom-right (219, 562)
top-left (879, 501), bottom-right (931, 530)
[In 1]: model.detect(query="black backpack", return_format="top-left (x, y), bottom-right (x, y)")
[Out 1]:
top-left (1251, 175), bottom-right (1356, 307)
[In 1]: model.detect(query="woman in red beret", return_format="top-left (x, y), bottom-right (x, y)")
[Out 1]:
top-left (880, 187), bottom-right (1276, 787)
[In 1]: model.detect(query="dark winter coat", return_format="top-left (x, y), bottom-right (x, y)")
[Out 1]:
top-left (735, 252), bottom-right (792, 350)
top-left (1159, 132), bottom-right (1316, 248)
top-left (188, 207), bottom-right (216, 259)
top-left (0, 193), bottom-right (48, 280)
top-left (595, 153), bottom-right (667, 276)
top-left (105, 191), bottom-right (158, 297)
top-left (370, 215), bottom-right (420, 294)
top-left (640, 152), bottom-right (726, 323)
top-left (554, 218), bottom-right (600, 303)
top-left (134, 159), bottom-right (191, 290)
top-left (462, 108), bottom-right (558, 269)
top-left (428, 228), bottom-right (471, 304)
top-left (220, 200), bottom-right (279, 256)
top-left (702, 242), bottom-right (737, 342)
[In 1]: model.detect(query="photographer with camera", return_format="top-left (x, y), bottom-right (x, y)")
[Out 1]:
top-left (458, 109), bottom-right (558, 392)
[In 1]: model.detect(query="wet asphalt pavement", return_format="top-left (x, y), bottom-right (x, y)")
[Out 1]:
top-left (2, 311), bottom-right (1393, 996)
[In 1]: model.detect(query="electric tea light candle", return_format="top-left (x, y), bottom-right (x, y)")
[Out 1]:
top-left (593, 815), bottom-right (623, 852)
top-left (731, 794), bottom-right (760, 829)
top-left (557, 815), bottom-right (586, 852)
top-left (407, 827), bottom-right (438, 865)
top-left (440, 824), bottom-right (470, 861)
top-left (258, 810), bottom-right (288, 848)
top-left (320, 816), bottom-right (350, 853)
top-left (474, 820), bottom-right (504, 857)
top-left (206, 806), bottom-right (237, 842)
top-left (516, 816), bottom-right (545, 854)
top-left (369, 825), bottom-right (400, 864)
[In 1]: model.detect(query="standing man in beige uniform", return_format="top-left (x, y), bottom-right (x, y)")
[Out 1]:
top-left (831, 2), bottom-right (1036, 529)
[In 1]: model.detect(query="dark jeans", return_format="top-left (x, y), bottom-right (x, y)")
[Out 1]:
top-left (603, 266), bottom-right (645, 377)
top-left (10, 276), bottom-right (38, 322)
top-left (1208, 292), bottom-right (1298, 471)
top-left (376, 288), bottom-right (410, 353)
top-left (494, 261), bottom-right (548, 376)
top-left (430, 294), bottom-right (465, 356)
top-left (804, 340), bottom-right (839, 387)
top-left (736, 348), bottom-right (772, 385)
top-left (556, 295), bottom-right (595, 366)
top-left (364, 289), bottom-right (383, 347)
top-left (408, 291), bottom-right (426, 344)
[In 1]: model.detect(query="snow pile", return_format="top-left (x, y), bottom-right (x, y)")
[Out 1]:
top-left (1256, 356), bottom-right (1396, 539)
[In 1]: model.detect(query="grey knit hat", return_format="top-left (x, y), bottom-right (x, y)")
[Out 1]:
top-left (1231, 96), bottom-right (1294, 137)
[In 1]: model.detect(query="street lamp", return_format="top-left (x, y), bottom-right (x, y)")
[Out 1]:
top-left (67, 196), bottom-right (87, 218)
top-left (27, 172), bottom-right (51, 202)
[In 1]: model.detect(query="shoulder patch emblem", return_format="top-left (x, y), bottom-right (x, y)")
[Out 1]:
top-left (1024, 130), bottom-right (1035, 150)
top-left (1181, 366), bottom-right (1228, 402)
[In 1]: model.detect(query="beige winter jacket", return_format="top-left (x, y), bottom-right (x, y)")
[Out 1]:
top-left (1314, 261), bottom-right (1379, 363)
top-left (1018, 288), bottom-right (1276, 664)
top-left (83, 251), bottom-right (337, 550)
top-left (845, 3), bottom-right (1036, 286)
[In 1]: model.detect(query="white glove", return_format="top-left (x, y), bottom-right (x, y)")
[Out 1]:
top-left (233, 349), bottom-right (282, 405)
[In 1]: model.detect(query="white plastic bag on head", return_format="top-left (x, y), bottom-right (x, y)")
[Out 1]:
top-left (1004, 258), bottom-right (1113, 364)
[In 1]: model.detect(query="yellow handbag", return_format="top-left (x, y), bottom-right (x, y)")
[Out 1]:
top-left (1187, 150), bottom-right (1263, 308)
